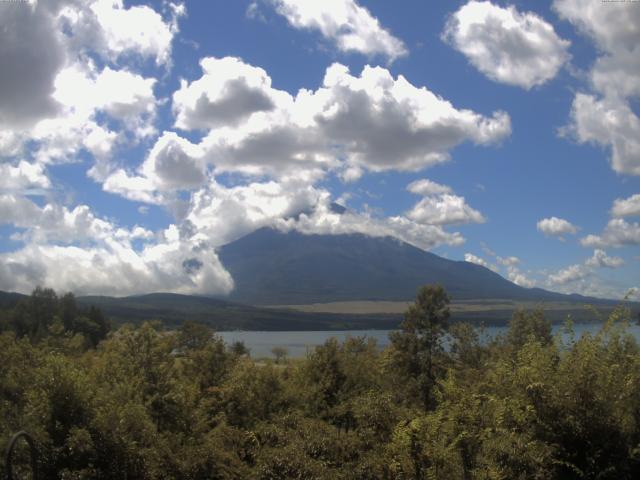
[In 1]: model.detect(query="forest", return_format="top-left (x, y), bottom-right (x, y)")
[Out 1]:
top-left (1, 285), bottom-right (640, 479)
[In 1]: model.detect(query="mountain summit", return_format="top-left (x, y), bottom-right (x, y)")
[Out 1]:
top-left (217, 227), bottom-right (577, 305)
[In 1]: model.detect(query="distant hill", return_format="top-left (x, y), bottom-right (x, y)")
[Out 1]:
top-left (217, 227), bottom-right (602, 305)
top-left (0, 291), bottom-right (25, 308)
top-left (76, 293), bottom-right (399, 331)
top-left (0, 289), bottom-right (632, 332)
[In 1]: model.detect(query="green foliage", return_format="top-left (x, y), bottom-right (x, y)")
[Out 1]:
top-left (2, 284), bottom-right (640, 479)
top-left (506, 307), bottom-right (553, 349)
top-left (8, 287), bottom-right (110, 347)
top-left (388, 284), bottom-right (451, 410)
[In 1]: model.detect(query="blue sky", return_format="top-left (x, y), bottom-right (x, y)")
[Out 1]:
top-left (0, 0), bottom-right (638, 299)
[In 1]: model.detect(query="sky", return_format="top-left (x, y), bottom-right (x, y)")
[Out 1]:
top-left (0, 0), bottom-right (638, 299)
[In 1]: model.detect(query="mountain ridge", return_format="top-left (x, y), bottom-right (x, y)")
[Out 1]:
top-left (217, 227), bottom-right (605, 305)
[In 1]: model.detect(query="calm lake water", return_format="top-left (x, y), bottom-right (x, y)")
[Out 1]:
top-left (219, 323), bottom-right (640, 359)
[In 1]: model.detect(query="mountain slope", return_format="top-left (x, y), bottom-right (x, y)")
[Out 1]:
top-left (217, 227), bottom-right (595, 305)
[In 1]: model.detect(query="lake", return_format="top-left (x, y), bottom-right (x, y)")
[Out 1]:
top-left (219, 322), bottom-right (640, 358)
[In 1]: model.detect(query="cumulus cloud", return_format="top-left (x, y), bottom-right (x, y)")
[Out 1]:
top-left (0, 194), bottom-right (151, 246)
top-left (553, 0), bottom-right (640, 98)
top-left (546, 248), bottom-right (626, 296)
top-left (537, 216), bottom-right (579, 239)
top-left (443, 1), bottom-right (570, 89)
top-left (0, 233), bottom-right (233, 297)
top-left (102, 170), bottom-right (160, 205)
top-left (506, 266), bottom-right (535, 288)
top-left (0, 195), bottom-right (232, 296)
top-left (405, 178), bottom-right (485, 226)
top-left (139, 132), bottom-right (207, 190)
top-left (185, 179), bottom-right (324, 246)
top-left (554, 0), bottom-right (640, 176)
top-left (20, 62), bottom-right (158, 169)
top-left (0, 1), bottom-right (66, 129)
top-left (84, 0), bottom-right (182, 66)
top-left (283, 202), bottom-right (465, 251)
top-left (464, 253), bottom-right (498, 272)
top-left (611, 193), bottom-right (640, 218)
top-left (0, 0), bottom-right (176, 185)
top-left (266, 0), bottom-right (407, 61)
top-left (581, 218), bottom-right (640, 248)
top-left (0, 161), bottom-right (50, 192)
top-left (564, 94), bottom-right (640, 176)
top-left (406, 178), bottom-right (452, 196)
top-left (173, 57), bottom-right (278, 130)
top-left (0, 194), bottom-right (43, 227)
top-left (189, 60), bottom-right (510, 180)
top-left (180, 178), bottom-right (466, 252)
top-left (548, 263), bottom-right (589, 285)
top-left (468, 247), bottom-right (535, 288)
top-left (585, 249), bottom-right (624, 269)
top-left (407, 194), bottom-right (485, 226)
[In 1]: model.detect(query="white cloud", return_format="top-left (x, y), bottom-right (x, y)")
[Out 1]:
top-left (0, 161), bottom-right (50, 192)
top-left (0, 194), bottom-right (43, 226)
top-left (585, 249), bottom-right (624, 269)
top-left (0, 0), bottom-right (177, 170)
top-left (554, 0), bottom-right (640, 176)
top-left (553, 0), bottom-right (640, 98)
top-left (282, 202), bottom-right (465, 251)
top-left (564, 94), bottom-right (640, 176)
top-left (405, 178), bottom-right (485, 226)
top-left (184, 178), bottom-right (327, 247)
top-left (407, 178), bottom-right (452, 196)
top-left (464, 248), bottom-right (534, 287)
top-left (0, 1), bottom-right (66, 130)
top-left (0, 194), bottom-right (148, 246)
top-left (443, 1), bottom-right (570, 89)
top-left (173, 57), bottom-right (278, 130)
top-left (506, 266), bottom-right (535, 288)
top-left (181, 178), bottom-right (466, 252)
top-left (548, 263), bottom-right (589, 285)
top-left (140, 132), bottom-right (207, 191)
top-left (0, 194), bottom-right (233, 296)
top-left (464, 253), bottom-right (498, 272)
top-left (267, 0), bottom-right (407, 61)
top-left (102, 169), bottom-right (162, 205)
top-left (87, 0), bottom-right (180, 65)
top-left (581, 218), bottom-right (640, 248)
top-left (25, 62), bottom-right (158, 167)
top-left (546, 248), bottom-right (626, 296)
top-left (192, 61), bottom-right (510, 179)
top-left (611, 193), bottom-right (640, 218)
top-left (0, 235), bottom-right (233, 297)
top-left (497, 255), bottom-right (519, 267)
top-left (537, 216), bottom-right (579, 239)
top-left (246, 2), bottom-right (266, 22)
top-left (100, 131), bottom-right (210, 202)
top-left (407, 194), bottom-right (485, 226)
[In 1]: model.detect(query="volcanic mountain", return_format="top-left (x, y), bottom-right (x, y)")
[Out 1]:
top-left (217, 227), bottom-right (592, 305)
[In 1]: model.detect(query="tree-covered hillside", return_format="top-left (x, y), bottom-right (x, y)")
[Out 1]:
top-left (1, 286), bottom-right (640, 479)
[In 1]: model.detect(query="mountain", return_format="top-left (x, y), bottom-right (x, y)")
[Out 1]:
top-left (0, 227), bottom-right (628, 331)
top-left (217, 227), bottom-right (601, 305)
